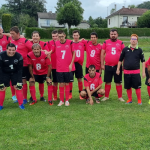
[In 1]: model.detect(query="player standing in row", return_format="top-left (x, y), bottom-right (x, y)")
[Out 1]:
top-left (27, 43), bottom-right (53, 105)
top-left (0, 43), bottom-right (25, 110)
top-left (10, 26), bottom-right (33, 104)
top-left (28, 31), bottom-right (49, 102)
top-left (0, 27), bottom-right (18, 101)
top-left (72, 30), bottom-right (85, 99)
top-left (52, 30), bottom-right (75, 106)
top-left (101, 29), bottom-right (125, 102)
top-left (80, 65), bottom-right (105, 105)
top-left (116, 34), bottom-right (145, 105)
top-left (47, 30), bottom-right (59, 101)
top-left (82, 32), bottom-right (102, 74)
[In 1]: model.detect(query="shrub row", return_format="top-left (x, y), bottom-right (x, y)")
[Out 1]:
top-left (2, 14), bottom-right (11, 33)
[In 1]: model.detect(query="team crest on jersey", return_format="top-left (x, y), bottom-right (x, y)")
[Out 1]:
top-left (57, 46), bottom-right (61, 48)
top-left (2, 41), bottom-right (6, 44)
top-left (78, 45), bottom-right (82, 49)
top-left (14, 59), bottom-right (18, 64)
top-left (94, 79), bottom-right (98, 82)
top-left (41, 59), bottom-right (45, 62)
top-left (65, 45), bottom-right (69, 49)
top-left (116, 43), bottom-right (120, 46)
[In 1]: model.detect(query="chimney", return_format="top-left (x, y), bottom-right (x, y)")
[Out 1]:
top-left (122, 6), bottom-right (125, 8)
top-left (128, 5), bottom-right (130, 9)
top-left (115, 4), bottom-right (116, 11)
top-left (49, 11), bottom-right (52, 14)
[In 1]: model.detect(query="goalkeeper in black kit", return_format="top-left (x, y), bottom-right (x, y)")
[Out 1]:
top-left (0, 43), bottom-right (25, 110)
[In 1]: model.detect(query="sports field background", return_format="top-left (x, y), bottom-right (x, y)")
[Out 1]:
top-left (0, 38), bottom-right (150, 149)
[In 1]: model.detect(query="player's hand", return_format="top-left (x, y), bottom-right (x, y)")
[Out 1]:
top-left (28, 39), bottom-right (33, 41)
top-left (99, 69), bottom-right (102, 74)
top-left (46, 77), bottom-right (52, 84)
top-left (89, 98), bottom-right (94, 105)
top-left (0, 83), bottom-right (5, 90)
top-left (29, 77), bottom-right (35, 83)
top-left (43, 50), bottom-right (49, 55)
top-left (116, 69), bottom-right (120, 75)
top-left (16, 83), bottom-right (23, 90)
top-left (122, 66), bottom-right (124, 71)
top-left (101, 65), bottom-right (105, 70)
top-left (69, 64), bottom-right (72, 72)
top-left (142, 72), bottom-right (146, 78)
top-left (148, 78), bottom-right (150, 84)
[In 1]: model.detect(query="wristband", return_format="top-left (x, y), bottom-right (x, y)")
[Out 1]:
top-left (46, 77), bottom-right (50, 79)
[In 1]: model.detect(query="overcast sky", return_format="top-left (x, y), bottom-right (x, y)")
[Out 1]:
top-left (0, 0), bottom-right (147, 19)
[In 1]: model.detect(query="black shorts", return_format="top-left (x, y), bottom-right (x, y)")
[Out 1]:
top-left (52, 69), bottom-right (58, 83)
top-left (124, 73), bottom-right (141, 89)
top-left (33, 74), bottom-right (47, 83)
top-left (56, 72), bottom-right (74, 83)
top-left (83, 89), bottom-right (99, 97)
top-left (85, 67), bottom-right (99, 74)
top-left (75, 62), bottom-right (83, 78)
top-left (3, 72), bottom-right (21, 87)
top-left (104, 65), bottom-right (122, 83)
top-left (145, 68), bottom-right (150, 86)
top-left (22, 66), bottom-right (30, 81)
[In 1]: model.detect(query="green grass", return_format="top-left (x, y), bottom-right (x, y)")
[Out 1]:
top-left (1, 46), bottom-right (150, 149)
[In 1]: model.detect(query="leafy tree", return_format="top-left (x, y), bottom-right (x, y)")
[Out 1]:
top-left (2, 14), bottom-right (11, 32)
top-left (137, 10), bottom-right (150, 27)
top-left (110, 8), bottom-right (115, 14)
top-left (137, 1), bottom-right (150, 9)
top-left (128, 5), bottom-right (136, 8)
top-left (0, 5), bottom-right (10, 19)
top-left (56, 2), bottom-right (82, 29)
top-left (55, 0), bottom-right (84, 15)
top-left (87, 16), bottom-right (95, 27)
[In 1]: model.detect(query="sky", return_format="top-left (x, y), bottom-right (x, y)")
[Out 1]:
top-left (0, 0), bottom-right (147, 19)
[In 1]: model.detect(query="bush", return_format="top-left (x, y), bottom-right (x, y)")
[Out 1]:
top-left (2, 14), bottom-right (11, 33)
top-left (25, 27), bottom-right (68, 39)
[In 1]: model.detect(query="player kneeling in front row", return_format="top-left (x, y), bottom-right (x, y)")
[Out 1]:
top-left (80, 65), bottom-right (105, 105)
top-left (0, 43), bottom-right (25, 110)
top-left (27, 43), bottom-right (53, 105)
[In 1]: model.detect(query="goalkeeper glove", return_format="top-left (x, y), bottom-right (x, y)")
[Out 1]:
top-left (0, 84), bottom-right (5, 90)
top-left (16, 83), bottom-right (23, 90)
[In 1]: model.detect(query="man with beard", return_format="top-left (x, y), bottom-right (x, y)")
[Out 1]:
top-left (101, 29), bottom-right (125, 102)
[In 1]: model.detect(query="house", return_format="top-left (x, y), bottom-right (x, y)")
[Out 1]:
top-left (37, 12), bottom-right (90, 29)
top-left (107, 7), bottom-right (148, 28)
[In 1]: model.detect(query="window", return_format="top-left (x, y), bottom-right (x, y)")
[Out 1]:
top-left (123, 16), bottom-right (128, 25)
top-left (109, 19), bottom-right (110, 25)
top-left (46, 20), bottom-right (50, 26)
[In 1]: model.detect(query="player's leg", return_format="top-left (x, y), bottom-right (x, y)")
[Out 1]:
top-left (114, 65), bottom-right (124, 102)
top-left (132, 74), bottom-right (142, 105)
top-left (145, 68), bottom-right (150, 103)
top-left (124, 74), bottom-right (132, 103)
top-left (29, 76), bottom-right (37, 105)
top-left (101, 65), bottom-right (113, 101)
top-left (52, 69), bottom-right (58, 101)
top-left (69, 71), bottom-right (74, 99)
top-left (47, 80), bottom-right (53, 105)
top-left (10, 81), bottom-right (17, 101)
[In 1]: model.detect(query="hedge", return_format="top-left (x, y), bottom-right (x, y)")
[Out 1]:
top-left (2, 14), bottom-right (11, 33)
top-left (69, 28), bottom-right (150, 39)
top-left (25, 27), bottom-right (68, 39)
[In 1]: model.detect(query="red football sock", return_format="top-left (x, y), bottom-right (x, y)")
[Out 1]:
top-left (127, 88), bottom-right (132, 100)
top-left (59, 86), bottom-right (64, 102)
top-left (105, 84), bottom-right (111, 98)
top-left (147, 86), bottom-right (150, 97)
top-left (135, 88), bottom-right (141, 101)
top-left (69, 82), bottom-right (73, 93)
top-left (53, 86), bottom-right (58, 98)
top-left (48, 85), bottom-right (53, 101)
top-left (23, 84), bottom-right (27, 100)
top-left (10, 81), bottom-right (15, 96)
top-left (65, 85), bottom-right (70, 101)
top-left (116, 85), bottom-right (122, 98)
top-left (29, 86), bottom-right (37, 101)
top-left (78, 81), bottom-right (83, 93)
top-left (98, 94), bottom-right (104, 98)
top-left (0, 91), bottom-right (5, 106)
top-left (39, 83), bottom-right (44, 97)
top-left (16, 90), bottom-right (24, 105)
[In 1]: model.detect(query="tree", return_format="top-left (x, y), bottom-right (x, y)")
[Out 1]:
top-left (56, 2), bottom-right (82, 29)
top-left (137, 10), bottom-right (150, 27)
top-left (55, 0), bottom-right (84, 15)
top-left (137, 1), bottom-right (150, 9)
top-left (2, 14), bottom-right (11, 32)
top-left (0, 5), bottom-right (10, 19)
top-left (128, 5), bottom-right (136, 8)
top-left (110, 8), bottom-right (115, 14)
top-left (87, 16), bottom-right (95, 27)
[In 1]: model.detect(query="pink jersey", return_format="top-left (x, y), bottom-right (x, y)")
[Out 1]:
top-left (72, 41), bottom-right (85, 66)
top-left (82, 40), bottom-right (101, 70)
top-left (102, 39), bottom-right (125, 66)
top-left (27, 51), bottom-right (51, 75)
top-left (10, 37), bottom-right (32, 66)
top-left (84, 72), bottom-right (103, 91)
top-left (146, 58), bottom-right (150, 68)
top-left (0, 35), bottom-right (10, 52)
top-left (47, 40), bottom-right (56, 69)
top-left (54, 39), bottom-right (74, 72)
top-left (31, 41), bottom-right (49, 51)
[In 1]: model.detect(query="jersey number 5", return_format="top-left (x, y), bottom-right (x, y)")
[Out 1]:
top-left (111, 47), bottom-right (116, 55)
top-left (61, 50), bottom-right (66, 59)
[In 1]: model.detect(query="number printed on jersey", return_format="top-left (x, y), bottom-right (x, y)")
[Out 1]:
top-left (111, 47), bottom-right (116, 55)
top-left (76, 50), bottom-right (81, 58)
top-left (36, 63), bottom-right (41, 70)
top-left (61, 50), bottom-right (66, 59)
top-left (90, 84), bottom-right (95, 90)
top-left (9, 64), bottom-right (14, 69)
top-left (90, 50), bottom-right (95, 57)
top-left (0, 46), bottom-right (2, 52)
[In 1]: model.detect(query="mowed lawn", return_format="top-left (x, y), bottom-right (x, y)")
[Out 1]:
top-left (0, 38), bottom-right (150, 149)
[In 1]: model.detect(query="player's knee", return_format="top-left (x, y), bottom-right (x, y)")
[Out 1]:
top-left (80, 91), bottom-right (86, 98)
top-left (29, 82), bottom-right (35, 86)
top-left (98, 89), bottom-right (105, 95)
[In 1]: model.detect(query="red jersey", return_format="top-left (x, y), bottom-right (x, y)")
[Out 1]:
top-left (30, 41), bottom-right (49, 51)
top-left (84, 72), bottom-right (103, 91)
top-left (54, 39), bottom-right (74, 72)
top-left (82, 40), bottom-right (102, 70)
top-left (10, 37), bottom-right (32, 66)
top-left (47, 40), bottom-right (56, 69)
top-left (72, 41), bottom-right (85, 66)
top-left (146, 58), bottom-right (150, 68)
top-left (102, 39), bottom-right (125, 66)
top-left (0, 35), bottom-right (10, 52)
top-left (27, 51), bottom-right (51, 75)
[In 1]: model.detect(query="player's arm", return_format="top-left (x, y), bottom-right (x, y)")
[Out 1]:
top-left (3, 33), bottom-right (11, 37)
top-left (140, 49), bottom-right (146, 78)
top-left (46, 64), bottom-right (52, 84)
top-left (90, 84), bottom-right (102, 95)
top-left (69, 48), bottom-right (75, 72)
top-left (28, 64), bottom-right (34, 78)
top-left (101, 49), bottom-right (105, 70)
top-left (0, 55), bottom-right (5, 89)
top-left (85, 86), bottom-right (93, 105)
